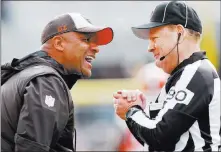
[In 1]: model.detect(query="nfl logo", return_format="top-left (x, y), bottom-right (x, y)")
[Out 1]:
top-left (45, 95), bottom-right (55, 107)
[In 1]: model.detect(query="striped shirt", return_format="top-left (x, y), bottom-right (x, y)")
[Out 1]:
top-left (126, 51), bottom-right (220, 152)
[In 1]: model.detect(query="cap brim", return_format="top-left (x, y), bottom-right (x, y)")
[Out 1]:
top-left (131, 22), bottom-right (170, 39)
top-left (76, 26), bottom-right (113, 45)
top-left (95, 27), bottom-right (113, 45)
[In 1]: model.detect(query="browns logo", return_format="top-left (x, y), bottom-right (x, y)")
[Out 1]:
top-left (57, 25), bottom-right (67, 32)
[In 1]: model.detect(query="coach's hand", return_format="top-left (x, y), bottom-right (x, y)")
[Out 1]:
top-left (113, 90), bottom-right (146, 120)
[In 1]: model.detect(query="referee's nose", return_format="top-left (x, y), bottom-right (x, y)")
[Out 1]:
top-left (147, 41), bottom-right (156, 53)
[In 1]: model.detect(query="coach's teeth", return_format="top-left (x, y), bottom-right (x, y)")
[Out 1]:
top-left (85, 56), bottom-right (94, 63)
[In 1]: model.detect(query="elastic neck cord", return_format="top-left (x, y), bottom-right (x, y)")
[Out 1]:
top-left (177, 43), bottom-right (180, 66)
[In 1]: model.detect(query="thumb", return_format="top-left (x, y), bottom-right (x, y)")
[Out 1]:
top-left (139, 93), bottom-right (147, 109)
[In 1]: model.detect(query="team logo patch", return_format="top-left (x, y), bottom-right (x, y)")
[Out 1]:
top-left (45, 95), bottom-right (55, 107)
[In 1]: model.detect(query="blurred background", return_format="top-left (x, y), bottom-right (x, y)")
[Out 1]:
top-left (1, 1), bottom-right (220, 151)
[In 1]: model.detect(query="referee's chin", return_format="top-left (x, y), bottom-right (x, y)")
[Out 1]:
top-left (155, 60), bottom-right (164, 71)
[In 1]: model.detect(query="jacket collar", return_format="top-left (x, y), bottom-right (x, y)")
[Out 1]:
top-left (8, 50), bottom-right (82, 89)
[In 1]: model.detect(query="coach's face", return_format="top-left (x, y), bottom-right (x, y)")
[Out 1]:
top-left (54, 32), bottom-right (100, 77)
top-left (147, 25), bottom-right (179, 74)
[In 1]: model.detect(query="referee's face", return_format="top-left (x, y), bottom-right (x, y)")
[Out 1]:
top-left (148, 25), bottom-right (179, 74)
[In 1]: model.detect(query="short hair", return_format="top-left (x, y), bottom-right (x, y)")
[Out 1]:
top-left (185, 28), bottom-right (201, 42)
top-left (166, 24), bottom-right (201, 42)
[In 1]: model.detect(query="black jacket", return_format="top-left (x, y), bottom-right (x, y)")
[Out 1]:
top-left (1, 51), bottom-right (82, 152)
top-left (126, 52), bottom-right (221, 152)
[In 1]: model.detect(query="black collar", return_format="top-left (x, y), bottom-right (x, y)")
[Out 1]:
top-left (171, 51), bottom-right (207, 75)
top-left (11, 50), bottom-right (82, 89)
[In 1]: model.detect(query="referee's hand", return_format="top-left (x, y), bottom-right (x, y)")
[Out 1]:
top-left (113, 90), bottom-right (146, 120)
top-left (113, 89), bottom-right (146, 108)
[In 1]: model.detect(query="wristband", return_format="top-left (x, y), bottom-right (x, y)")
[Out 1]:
top-left (126, 105), bottom-right (142, 120)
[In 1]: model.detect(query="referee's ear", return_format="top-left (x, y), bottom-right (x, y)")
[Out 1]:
top-left (176, 24), bottom-right (185, 43)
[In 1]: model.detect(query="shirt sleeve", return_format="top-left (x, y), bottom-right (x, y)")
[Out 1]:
top-left (56, 109), bottom-right (76, 151)
top-left (126, 69), bottom-right (212, 151)
top-left (14, 74), bottom-right (71, 152)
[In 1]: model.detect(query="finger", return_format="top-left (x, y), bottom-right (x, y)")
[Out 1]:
top-left (131, 91), bottom-right (137, 101)
top-left (140, 93), bottom-right (147, 108)
top-left (135, 89), bottom-right (143, 100)
top-left (121, 90), bottom-right (128, 98)
top-left (113, 92), bottom-right (121, 99)
top-left (140, 93), bottom-right (146, 101)
top-left (127, 92), bottom-right (133, 102)
top-left (136, 89), bottom-right (142, 96)
top-left (128, 90), bottom-right (140, 102)
top-left (117, 90), bottom-right (123, 94)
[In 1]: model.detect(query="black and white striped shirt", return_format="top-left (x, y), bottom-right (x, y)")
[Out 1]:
top-left (126, 51), bottom-right (220, 152)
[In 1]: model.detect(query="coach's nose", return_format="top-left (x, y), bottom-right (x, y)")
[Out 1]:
top-left (90, 43), bottom-right (100, 54)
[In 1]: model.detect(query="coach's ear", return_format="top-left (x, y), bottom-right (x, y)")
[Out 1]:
top-left (52, 36), bottom-right (65, 51)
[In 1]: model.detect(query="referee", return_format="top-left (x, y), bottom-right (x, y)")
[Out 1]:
top-left (113, 1), bottom-right (220, 151)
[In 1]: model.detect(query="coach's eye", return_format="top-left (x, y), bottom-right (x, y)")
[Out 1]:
top-left (82, 38), bottom-right (90, 43)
